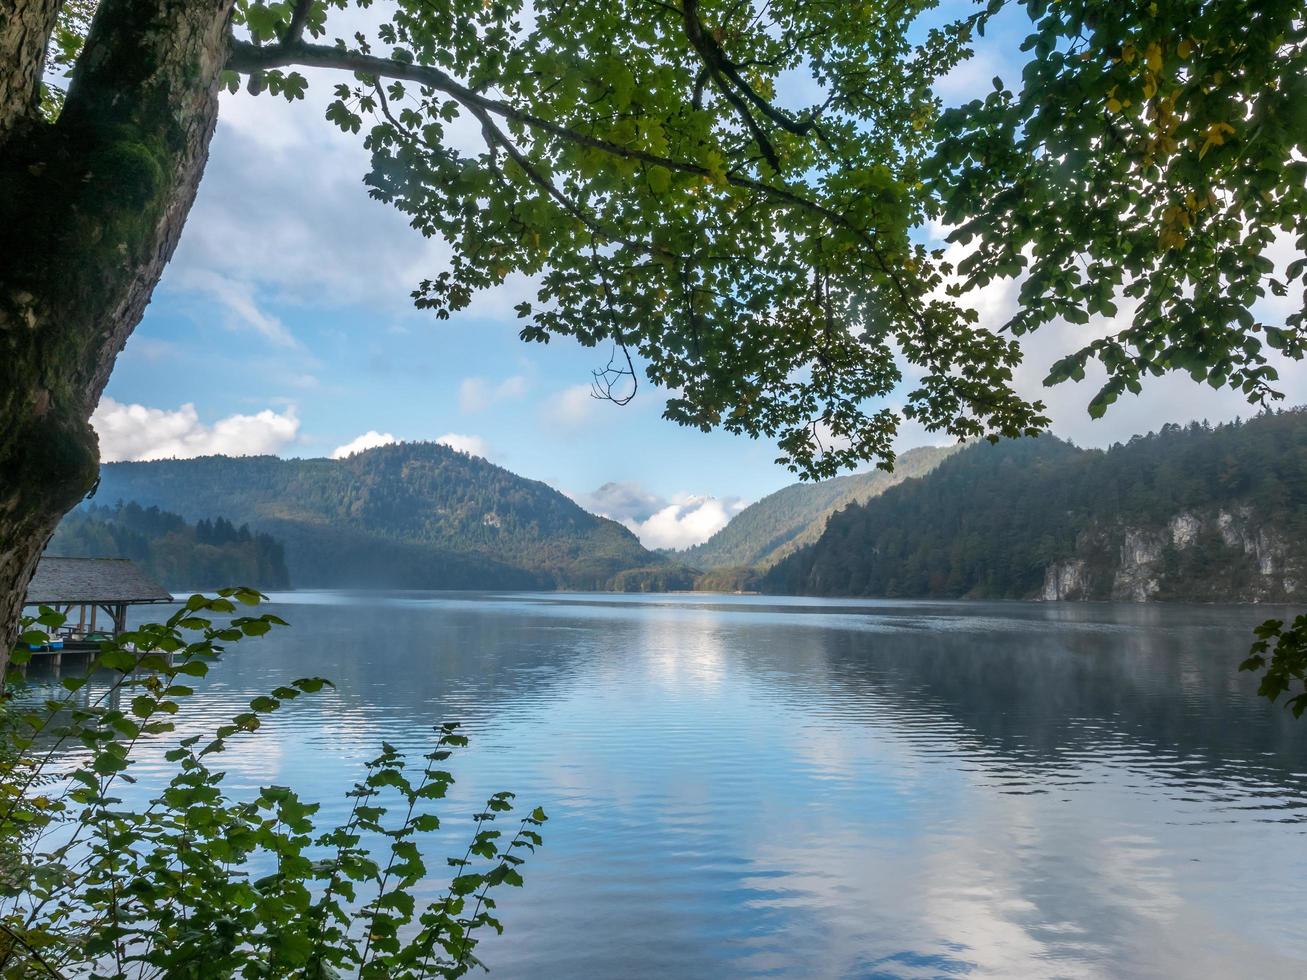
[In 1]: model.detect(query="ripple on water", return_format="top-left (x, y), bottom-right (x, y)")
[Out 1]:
top-left (17, 592), bottom-right (1307, 979)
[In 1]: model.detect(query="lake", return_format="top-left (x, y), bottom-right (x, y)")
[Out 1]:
top-left (32, 592), bottom-right (1307, 978)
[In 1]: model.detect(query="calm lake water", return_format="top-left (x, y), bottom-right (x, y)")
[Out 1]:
top-left (31, 592), bottom-right (1307, 978)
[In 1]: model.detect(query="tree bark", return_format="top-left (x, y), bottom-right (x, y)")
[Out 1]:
top-left (0, 0), bottom-right (60, 143)
top-left (0, 0), bottom-right (235, 678)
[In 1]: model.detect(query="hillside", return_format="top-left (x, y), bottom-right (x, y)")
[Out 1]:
top-left (681, 444), bottom-right (959, 570)
top-left (92, 442), bottom-right (660, 589)
top-left (48, 502), bottom-right (290, 591)
top-left (765, 411), bottom-right (1307, 602)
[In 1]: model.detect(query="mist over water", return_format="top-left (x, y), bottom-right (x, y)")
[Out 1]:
top-left (34, 593), bottom-right (1307, 978)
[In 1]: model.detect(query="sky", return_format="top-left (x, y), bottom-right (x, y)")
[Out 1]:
top-left (94, 5), bottom-right (1307, 551)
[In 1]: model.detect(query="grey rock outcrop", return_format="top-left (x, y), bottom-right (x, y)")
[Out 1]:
top-left (1040, 508), bottom-right (1302, 602)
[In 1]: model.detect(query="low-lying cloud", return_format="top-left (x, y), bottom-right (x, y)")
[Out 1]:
top-left (437, 433), bottom-right (490, 458)
top-left (92, 397), bottom-right (300, 462)
top-left (331, 430), bottom-right (397, 458)
top-left (573, 481), bottom-right (749, 550)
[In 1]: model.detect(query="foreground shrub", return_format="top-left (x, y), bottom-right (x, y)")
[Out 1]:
top-left (0, 590), bottom-right (544, 978)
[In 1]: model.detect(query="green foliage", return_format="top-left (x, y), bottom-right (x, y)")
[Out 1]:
top-left (609, 564), bottom-right (698, 593)
top-left (929, 0), bottom-right (1307, 418)
top-left (37, 0), bottom-right (95, 121)
top-left (44, 2), bottom-right (1305, 479)
top-left (92, 442), bottom-right (659, 590)
top-left (1241, 615), bottom-right (1307, 716)
top-left (221, 0), bottom-right (1048, 478)
top-left (1, 593), bottom-right (544, 978)
top-left (691, 566), bottom-right (762, 594)
top-left (683, 444), bottom-right (959, 571)
top-left (48, 501), bottom-right (291, 590)
top-left (766, 410), bottom-right (1307, 601)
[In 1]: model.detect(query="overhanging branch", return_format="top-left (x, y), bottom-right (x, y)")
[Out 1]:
top-left (226, 38), bottom-right (930, 340)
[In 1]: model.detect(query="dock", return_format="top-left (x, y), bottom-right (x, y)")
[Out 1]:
top-left (20, 556), bottom-right (174, 665)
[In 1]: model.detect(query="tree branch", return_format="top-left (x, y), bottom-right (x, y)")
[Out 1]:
top-left (681, 0), bottom-right (817, 139)
top-left (225, 39), bottom-right (917, 305)
top-left (0, 922), bottom-right (66, 979)
top-left (225, 32), bottom-right (974, 389)
top-left (679, 0), bottom-right (782, 170)
top-left (282, 0), bottom-right (313, 46)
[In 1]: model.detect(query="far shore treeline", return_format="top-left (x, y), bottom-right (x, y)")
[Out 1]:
top-left (48, 501), bottom-right (290, 591)
top-left (56, 411), bottom-right (1307, 601)
top-left (766, 411), bottom-right (1307, 603)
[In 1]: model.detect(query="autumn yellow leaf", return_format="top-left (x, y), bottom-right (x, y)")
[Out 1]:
top-left (1146, 42), bottom-right (1163, 73)
top-left (1199, 121), bottom-right (1236, 159)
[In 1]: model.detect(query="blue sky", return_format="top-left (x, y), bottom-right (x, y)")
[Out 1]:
top-left (95, 4), bottom-right (1306, 549)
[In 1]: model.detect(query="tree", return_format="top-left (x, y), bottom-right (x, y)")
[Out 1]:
top-left (0, 0), bottom-right (1302, 672)
top-left (0, 0), bottom-right (1034, 667)
top-left (929, 0), bottom-right (1306, 415)
top-left (926, 0), bottom-right (1306, 705)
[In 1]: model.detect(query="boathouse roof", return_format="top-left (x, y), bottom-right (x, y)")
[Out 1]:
top-left (25, 557), bottom-right (173, 606)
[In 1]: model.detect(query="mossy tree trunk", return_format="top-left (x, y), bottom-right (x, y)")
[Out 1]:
top-left (0, 0), bottom-right (234, 676)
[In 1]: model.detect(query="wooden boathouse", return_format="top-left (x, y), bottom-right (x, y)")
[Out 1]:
top-left (23, 557), bottom-right (173, 658)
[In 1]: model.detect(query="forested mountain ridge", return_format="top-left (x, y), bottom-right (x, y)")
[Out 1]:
top-left (92, 442), bottom-right (660, 589)
top-left (47, 502), bottom-right (290, 590)
top-left (681, 444), bottom-right (960, 571)
top-left (765, 411), bottom-right (1307, 602)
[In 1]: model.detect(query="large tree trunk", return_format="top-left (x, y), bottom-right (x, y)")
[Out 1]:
top-left (0, 0), bottom-right (234, 678)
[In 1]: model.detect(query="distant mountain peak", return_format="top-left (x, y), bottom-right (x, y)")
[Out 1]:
top-left (682, 443), bottom-right (960, 570)
top-left (92, 446), bottom-right (658, 589)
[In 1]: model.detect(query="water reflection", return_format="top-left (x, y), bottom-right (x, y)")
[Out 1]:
top-left (21, 592), bottom-right (1307, 978)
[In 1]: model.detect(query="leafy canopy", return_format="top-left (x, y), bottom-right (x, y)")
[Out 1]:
top-left (930, 0), bottom-right (1307, 420)
top-left (46, 1), bottom-right (1306, 480)
top-left (222, 0), bottom-right (1046, 477)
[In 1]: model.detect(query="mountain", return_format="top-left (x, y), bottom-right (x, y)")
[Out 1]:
top-left (765, 411), bottom-right (1307, 603)
top-left (681, 444), bottom-right (959, 571)
top-left (90, 442), bottom-right (660, 589)
top-left (48, 502), bottom-right (290, 591)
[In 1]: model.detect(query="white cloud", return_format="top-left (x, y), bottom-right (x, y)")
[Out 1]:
top-left (164, 76), bottom-right (531, 324)
top-left (92, 397), bottom-right (299, 462)
top-left (171, 268), bottom-right (299, 348)
top-left (170, 85), bottom-right (445, 313)
top-left (572, 482), bottom-right (749, 549)
top-left (632, 496), bottom-right (748, 550)
top-left (330, 430), bottom-right (397, 459)
top-left (547, 384), bottom-right (597, 427)
top-left (437, 433), bottom-right (489, 458)
top-left (459, 375), bottom-right (529, 413)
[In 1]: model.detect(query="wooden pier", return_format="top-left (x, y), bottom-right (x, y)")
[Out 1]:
top-left (21, 557), bottom-right (173, 664)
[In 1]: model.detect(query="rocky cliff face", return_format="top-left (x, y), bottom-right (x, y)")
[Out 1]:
top-left (1041, 559), bottom-right (1090, 600)
top-left (1041, 508), bottom-right (1303, 603)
